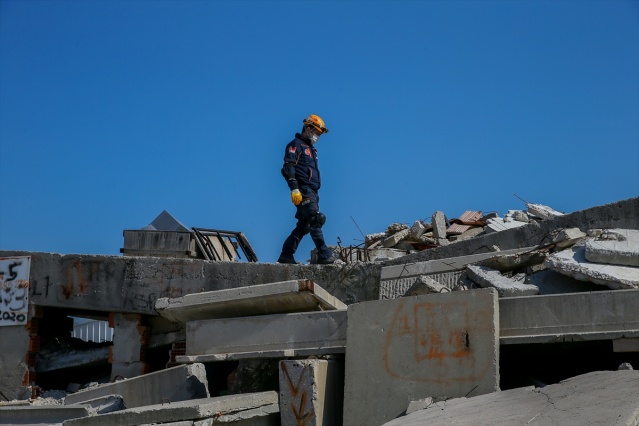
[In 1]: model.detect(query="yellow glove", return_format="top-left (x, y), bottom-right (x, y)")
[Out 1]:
top-left (291, 189), bottom-right (302, 206)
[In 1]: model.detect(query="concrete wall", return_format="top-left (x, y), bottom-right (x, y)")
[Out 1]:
top-left (383, 197), bottom-right (639, 267)
top-left (343, 289), bottom-right (499, 426)
top-left (0, 324), bottom-right (30, 400)
top-left (0, 253), bottom-right (381, 316)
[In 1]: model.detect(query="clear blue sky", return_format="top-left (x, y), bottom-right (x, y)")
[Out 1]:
top-left (1, 0), bottom-right (638, 263)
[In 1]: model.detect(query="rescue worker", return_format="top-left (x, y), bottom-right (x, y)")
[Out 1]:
top-left (277, 114), bottom-right (336, 265)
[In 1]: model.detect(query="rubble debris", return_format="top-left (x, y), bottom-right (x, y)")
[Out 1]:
top-left (585, 228), bottom-right (639, 267)
top-left (71, 394), bottom-right (125, 416)
top-left (403, 275), bottom-right (449, 296)
top-left (431, 211), bottom-right (447, 240)
top-left (618, 362), bottom-right (634, 370)
top-left (544, 245), bottom-right (639, 289)
top-left (405, 397), bottom-right (434, 415)
top-left (356, 199), bottom-right (565, 262)
top-left (63, 391), bottom-right (279, 426)
top-left (466, 265), bottom-right (539, 297)
top-left (551, 227), bottom-right (586, 250)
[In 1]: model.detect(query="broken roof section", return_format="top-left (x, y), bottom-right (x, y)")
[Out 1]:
top-left (142, 210), bottom-right (190, 232)
top-left (122, 210), bottom-right (258, 262)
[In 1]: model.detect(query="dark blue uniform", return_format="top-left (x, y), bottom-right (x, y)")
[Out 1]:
top-left (279, 134), bottom-right (333, 263)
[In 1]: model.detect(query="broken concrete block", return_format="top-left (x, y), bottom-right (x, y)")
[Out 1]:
top-left (544, 246), bottom-right (639, 289)
top-left (180, 310), bottom-right (347, 362)
top-left (506, 210), bottom-right (530, 223)
top-left (437, 238), bottom-right (450, 246)
top-left (64, 392), bottom-right (279, 426)
top-left (71, 394), bottom-right (125, 415)
top-left (449, 226), bottom-right (484, 242)
top-left (386, 223), bottom-right (408, 234)
top-left (552, 228), bottom-right (586, 250)
top-left (64, 363), bottom-right (209, 409)
top-left (466, 265), bottom-right (539, 297)
top-left (409, 220), bottom-right (426, 239)
top-left (526, 202), bottom-right (564, 220)
top-left (406, 397), bottom-right (434, 415)
top-left (525, 269), bottom-right (601, 294)
top-left (155, 280), bottom-right (346, 324)
top-left (383, 229), bottom-right (409, 248)
top-left (485, 217), bottom-right (528, 233)
top-left (585, 229), bottom-right (639, 267)
top-left (279, 359), bottom-right (344, 426)
top-left (0, 405), bottom-right (90, 424)
top-left (403, 275), bottom-right (449, 296)
top-left (343, 289), bottom-right (499, 426)
top-left (431, 211), bottom-right (447, 239)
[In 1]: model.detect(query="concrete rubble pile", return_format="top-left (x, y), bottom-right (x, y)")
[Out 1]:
top-left (357, 200), bottom-right (566, 263)
top-left (0, 196), bottom-right (638, 426)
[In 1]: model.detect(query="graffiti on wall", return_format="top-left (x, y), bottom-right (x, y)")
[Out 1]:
top-left (0, 256), bottom-right (31, 326)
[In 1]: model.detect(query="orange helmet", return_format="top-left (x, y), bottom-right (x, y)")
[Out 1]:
top-left (303, 114), bottom-right (329, 134)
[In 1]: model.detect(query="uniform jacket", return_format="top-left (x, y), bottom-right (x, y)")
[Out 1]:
top-left (282, 134), bottom-right (321, 199)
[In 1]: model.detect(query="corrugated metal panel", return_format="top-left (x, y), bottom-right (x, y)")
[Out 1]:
top-left (73, 319), bottom-right (113, 343)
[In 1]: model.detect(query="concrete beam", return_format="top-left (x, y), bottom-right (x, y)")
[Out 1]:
top-left (180, 311), bottom-right (346, 362)
top-left (279, 359), bottom-right (344, 426)
top-left (0, 405), bottom-right (89, 424)
top-left (155, 280), bottom-right (346, 324)
top-left (499, 289), bottom-right (639, 344)
top-left (613, 338), bottom-right (639, 353)
top-left (64, 363), bottom-right (209, 409)
top-left (0, 252), bottom-right (379, 315)
top-left (343, 289), bottom-right (499, 426)
top-left (63, 392), bottom-right (279, 426)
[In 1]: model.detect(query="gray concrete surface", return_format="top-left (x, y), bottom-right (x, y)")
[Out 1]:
top-left (343, 289), bottom-right (499, 426)
top-left (545, 245), bottom-right (639, 289)
top-left (155, 280), bottom-right (346, 323)
top-left (585, 228), bottom-right (639, 267)
top-left (466, 264), bottom-right (539, 296)
top-left (0, 324), bottom-right (31, 401)
top-left (63, 391), bottom-right (279, 426)
top-left (69, 394), bottom-right (125, 415)
top-left (64, 363), bottom-right (209, 409)
top-left (183, 310), bottom-right (347, 360)
top-left (0, 404), bottom-right (89, 424)
top-left (499, 289), bottom-right (639, 344)
top-left (0, 252), bottom-right (380, 317)
top-left (382, 370), bottom-right (639, 426)
top-left (279, 359), bottom-right (344, 426)
top-left (383, 197), bottom-right (639, 267)
top-left (110, 313), bottom-right (147, 380)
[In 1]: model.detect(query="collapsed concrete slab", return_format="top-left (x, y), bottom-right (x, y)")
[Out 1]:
top-left (155, 280), bottom-right (346, 324)
top-left (381, 370), bottom-right (639, 426)
top-left (63, 391), bottom-right (279, 426)
top-left (0, 404), bottom-right (90, 425)
top-left (343, 289), bottom-right (499, 426)
top-left (179, 310), bottom-right (347, 363)
top-left (279, 359), bottom-right (344, 426)
top-left (380, 247), bottom-right (537, 299)
top-left (64, 363), bottom-right (209, 409)
top-left (499, 289), bottom-right (639, 344)
top-left (544, 246), bottom-right (639, 289)
top-left (466, 265), bottom-right (539, 297)
top-left (585, 228), bottom-right (639, 267)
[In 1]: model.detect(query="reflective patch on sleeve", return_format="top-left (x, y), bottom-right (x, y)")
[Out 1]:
top-left (288, 146), bottom-right (296, 153)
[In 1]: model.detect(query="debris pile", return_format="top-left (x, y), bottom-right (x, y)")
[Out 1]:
top-left (397, 227), bottom-right (639, 299)
top-left (355, 200), bottom-right (565, 262)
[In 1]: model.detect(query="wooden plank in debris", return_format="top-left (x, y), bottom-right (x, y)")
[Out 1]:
top-left (447, 211), bottom-right (483, 235)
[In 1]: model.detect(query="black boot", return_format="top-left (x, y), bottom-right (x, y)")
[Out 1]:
top-left (277, 254), bottom-right (297, 264)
